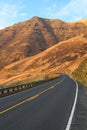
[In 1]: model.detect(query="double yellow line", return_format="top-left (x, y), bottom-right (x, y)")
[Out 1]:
top-left (0, 78), bottom-right (65, 115)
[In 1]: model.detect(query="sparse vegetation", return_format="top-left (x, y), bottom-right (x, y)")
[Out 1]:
top-left (72, 58), bottom-right (87, 87)
top-left (0, 17), bottom-right (87, 87)
top-left (0, 72), bottom-right (60, 88)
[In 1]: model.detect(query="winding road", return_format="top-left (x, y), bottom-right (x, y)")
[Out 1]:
top-left (0, 74), bottom-right (78, 130)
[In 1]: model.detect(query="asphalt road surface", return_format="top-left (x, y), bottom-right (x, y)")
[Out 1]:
top-left (0, 74), bottom-right (78, 130)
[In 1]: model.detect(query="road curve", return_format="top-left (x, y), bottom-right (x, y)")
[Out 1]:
top-left (0, 74), bottom-right (78, 130)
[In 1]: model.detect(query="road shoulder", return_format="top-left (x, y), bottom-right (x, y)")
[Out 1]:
top-left (71, 83), bottom-right (87, 130)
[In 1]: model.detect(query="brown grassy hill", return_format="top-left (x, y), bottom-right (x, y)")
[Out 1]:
top-left (0, 16), bottom-right (87, 69)
top-left (0, 33), bottom-right (87, 87)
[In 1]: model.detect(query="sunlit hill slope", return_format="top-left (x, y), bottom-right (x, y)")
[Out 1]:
top-left (0, 17), bottom-right (87, 87)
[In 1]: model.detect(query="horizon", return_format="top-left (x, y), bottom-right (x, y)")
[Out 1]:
top-left (0, 16), bottom-right (87, 30)
top-left (0, 0), bottom-right (87, 29)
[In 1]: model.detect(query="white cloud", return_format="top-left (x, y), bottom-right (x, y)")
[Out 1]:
top-left (0, 4), bottom-right (17, 18)
top-left (46, 0), bottom-right (87, 21)
top-left (0, 3), bottom-right (27, 29)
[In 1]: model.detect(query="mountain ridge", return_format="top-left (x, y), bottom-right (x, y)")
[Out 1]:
top-left (0, 16), bottom-right (87, 69)
top-left (0, 34), bottom-right (87, 87)
top-left (0, 16), bottom-right (87, 87)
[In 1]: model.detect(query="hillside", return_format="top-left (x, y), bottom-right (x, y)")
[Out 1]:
top-left (0, 33), bottom-right (87, 87)
top-left (72, 58), bottom-right (87, 87)
top-left (0, 16), bottom-right (87, 69)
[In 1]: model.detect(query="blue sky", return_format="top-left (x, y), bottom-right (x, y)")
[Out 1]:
top-left (0, 0), bottom-right (87, 29)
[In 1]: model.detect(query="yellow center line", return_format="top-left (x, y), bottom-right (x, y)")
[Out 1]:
top-left (0, 77), bottom-right (65, 115)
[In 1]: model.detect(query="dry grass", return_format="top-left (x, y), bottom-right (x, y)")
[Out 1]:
top-left (72, 58), bottom-right (87, 87)
top-left (0, 16), bottom-right (87, 69)
top-left (0, 34), bottom-right (87, 87)
top-left (1, 17), bottom-right (87, 87)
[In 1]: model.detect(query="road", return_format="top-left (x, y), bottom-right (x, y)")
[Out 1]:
top-left (0, 74), bottom-right (78, 130)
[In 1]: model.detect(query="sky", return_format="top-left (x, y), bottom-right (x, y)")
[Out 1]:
top-left (0, 0), bottom-right (87, 29)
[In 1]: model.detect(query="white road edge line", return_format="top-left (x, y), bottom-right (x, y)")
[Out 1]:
top-left (65, 80), bottom-right (78, 130)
